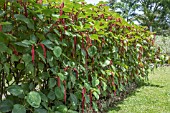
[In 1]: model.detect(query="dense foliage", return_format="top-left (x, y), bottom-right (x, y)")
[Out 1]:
top-left (110, 0), bottom-right (170, 34)
top-left (0, 0), bottom-right (163, 113)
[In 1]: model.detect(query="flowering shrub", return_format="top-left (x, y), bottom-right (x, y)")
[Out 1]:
top-left (0, 0), bottom-right (160, 112)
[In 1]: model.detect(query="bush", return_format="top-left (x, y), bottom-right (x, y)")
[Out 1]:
top-left (0, 0), bottom-right (161, 112)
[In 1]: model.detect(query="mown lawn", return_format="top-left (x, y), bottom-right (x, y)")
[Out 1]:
top-left (108, 66), bottom-right (170, 113)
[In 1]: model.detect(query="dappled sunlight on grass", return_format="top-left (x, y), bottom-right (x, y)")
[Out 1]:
top-left (108, 66), bottom-right (170, 113)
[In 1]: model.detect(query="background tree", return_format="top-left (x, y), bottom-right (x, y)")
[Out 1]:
top-left (136, 0), bottom-right (170, 34)
top-left (109, 0), bottom-right (170, 34)
top-left (110, 0), bottom-right (140, 22)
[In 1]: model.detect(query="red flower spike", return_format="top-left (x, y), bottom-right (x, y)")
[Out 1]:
top-left (31, 45), bottom-right (35, 63)
top-left (89, 90), bottom-right (92, 110)
top-left (73, 36), bottom-right (77, 58)
top-left (57, 77), bottom-right (60, 87)
top-left (23, 3), bottom-right (28, 17)
top-left (114, 90), bottom-right (116, 96)
top-left (63, 80), bottom-right (66, 103)
top-left (13, 50), bottom-right (19, 56)
top-left (4, 2), bottom-right (7, 10)
top-left (37, 0), bottom-right (42, 4)
top-left (64, 66), bottom-right (69, 71)
top-left (60, 9), bottom-right (63, 16)
top-left (98, 85), bottom-right (101, 91)
top-left (81, 38), bottom-right (85, 49)
top-left (0, 25), bottom-right (2, 32)
top-left (82, 88), bottom-right (86, 113)
top-left (60, 2), bottom-right (64, 8)
top-left (40, 43), bottom-right (46, 58)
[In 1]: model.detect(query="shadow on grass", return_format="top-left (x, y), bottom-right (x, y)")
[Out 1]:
top-left (137, 82), bottom-right (164, 88)
top-left (106, 81), bottom-right (164, 112)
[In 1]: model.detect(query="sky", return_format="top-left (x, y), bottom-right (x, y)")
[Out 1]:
top-left (85, 0), bottom-right (108, 4)
top-left (85, 0), bottom-right (140, 25)
top-left (85, 0), bottom-right (121, 4)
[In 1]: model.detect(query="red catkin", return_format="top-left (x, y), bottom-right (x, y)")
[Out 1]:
top-left (57, 77), bottom-right (60, 87)
top-left (23, 3), bottom-right (28, 17)
top-left (89, 90), bottom-right (92, 110)
top-left (64, 66), bottom-right (69, 71)
top-left (63, 80), bottom-right (66, 103)
top-left (36, 0), bottom-right (42, 4)
top-left (0, 25), bottom-right (2, 32)
top-left (114, 90), bottom-right (116, 96)
top-left (73, 36), bottom-right (77, 58)
top-left (60, 2), bottom-right (64, 8)
top-left (13, 49), bottom-right (19, 56)
top-left (40, 43), bottom-right (46, 58)
top-left (82, 88), bottom-right (86, 113)
top-left (31, 45), bottom-right (35, 63)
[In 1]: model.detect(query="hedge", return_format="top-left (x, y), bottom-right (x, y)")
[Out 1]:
top-left (0, 0), bottom-right (162, 113)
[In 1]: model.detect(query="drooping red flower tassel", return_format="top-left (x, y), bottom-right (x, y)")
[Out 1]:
top-left (23, 3), bottom-right (28, 17)
top-left (82, 88), bottom-right (86, 113)
top-left (89, 90), bottom-right (92, 110)
top-left (0, 25), bottom-right (2, 32)
top-left (60, 2), bottom-right (64, 8)
top-left (63, 80), bottom-right (66, 103)
top-left (13, 49), bottom-right (19, 56)
top-left (73, 36), bottom-right (77, 58)
top-left (36, 0), bottom-right (42, 4)
top-left (58, 77), bottom-right (60, 87)
top-left (40, 43), bottom-right (46, 58)
top-left (31, 45), bottom-right (35, 63)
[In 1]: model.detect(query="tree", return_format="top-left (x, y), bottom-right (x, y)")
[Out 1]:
top-left (110, 0), bottom-right (140, 22)
top-left (136, 0), bottom-right (170, 33)
top-left (109, 0), bottom-right (170, 34)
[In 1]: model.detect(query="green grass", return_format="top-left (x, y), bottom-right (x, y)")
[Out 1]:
top-left (108, 67), bottom-right (170, 113)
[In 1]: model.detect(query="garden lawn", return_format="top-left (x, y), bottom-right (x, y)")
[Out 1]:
top-left (108, 66), bottom-right (170, 113)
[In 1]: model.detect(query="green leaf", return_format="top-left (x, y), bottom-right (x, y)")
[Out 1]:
top-left (34, 108), bottom-right (47, 113)
top-left (93, 92), bottom-right (99, 100)
top-left (55, 87), bottom-right (64, 100)
top-left (92, 77), bottom-right (100, 87)
top-left (39, 92), bottom-right (48, 103)
top-left (0, 22), bottom-right (11, 25)
top-left (0, 100), bottom-right (13, 112)
top-left (48, 78), bottom-right (56, 89)
top-left (102, 81), bottom-right (107, 91)
top-left (59, 15), bottom-right (69, 18)
top-left (11, 54), bottom-right (19, 62)
top-left (90, 34), bottom-right (101, 42)
top-left (58, 73), bottom-right (65, 81)
top-left (14, 14), bottom-right (34, 29)
top-left (101, 60), bottom-right (110, 67)
top-left (26, 91), bottom-right (41, 108)
top-left (53, 46), bottom-right (62, 58)
top-left (67, 110), bottom-right (78, 113)
top-left (17, 63), bottom-right (24, 70)
top-left (84, 83), bottom-right (91, 91)
top-left (0, 42), bottom-right (8, 53)
top-left (47, 90), bottom-right (55, 100)
top-left (22, 54), bottom-right (32, 66)
top-left (88, 46), bottom-right (97, 57)
top-left (70, 93), bottom-right (78, 106)
top-left (92, 101), bottom-right (98, 111)
top-left (12, 104), bottom-right (26, 113)
top-left (7, 85), bottom-right (23, 96)
top-left (4, 63), bottom-right (10, 75)
top-left (56, 105), bottom-right (68, 113)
